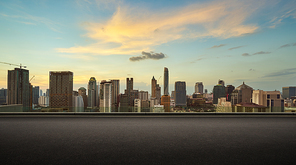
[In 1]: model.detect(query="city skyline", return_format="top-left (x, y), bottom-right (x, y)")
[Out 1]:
top-left (1, 0), bottom-right (296, 94)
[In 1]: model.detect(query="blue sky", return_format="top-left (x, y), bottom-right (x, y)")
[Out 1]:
top-left (0, 0), bottom-right (296, 95)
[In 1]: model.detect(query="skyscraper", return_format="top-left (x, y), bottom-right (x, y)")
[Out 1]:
top-left (164, 67), bottom-right (169, 95)
top-left (32, 86), bottom-right (39, 105)
top-left (78, 87), bottom-right (87, 110)
top-left (88, 77), bottom-right (97, 108)
top-left (111, 79), bottom-right (120, 110)
top-left (175, 81), bottom-right (186, 106)
top-left (49, 71), bottom-right (73, 109)
top-left (213, 84), bottom-right (226, 104)
top-left (195, 82), bottom-right (203, 94)
top-left (99, 80), bottom-right (112, 112)
top-left (161, 95), bottom-right (171, 112)
top-left (7, 68), bottom-right (30, 111)
top-left (151, 76), bottom-right (156, 98)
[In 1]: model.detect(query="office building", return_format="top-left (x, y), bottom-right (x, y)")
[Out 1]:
top-left (124, 78), bottom-right (138, 107)
top-left (7, 68), bottom-right (30, 111)
top-left (231, 82), bottom-right (253, 105)
top-left (282, 87), bottom-right (296, 99)
top-left (32, 86), bottom-right (39, 105)
top-left (161, 95), bottom-right (171, 112)
top-left (49, 71), bottom-right (73, 109)
top-left (100, 80), bottom-right (112, 112)
top-left (38, 96), bottom-right (49, 107)
top-left (164, 67), bottom-right (169, 95)
top-left (0, 88), bottom-right (7, 105)
top-left (111, 80), bottom-right (120, 110)
top-left (155, 84), bottom-right (161, 103)
top-left (213, 84), bottom-right (226, 104)
top-left (252, 90), bottom-right (284, 112)
top-left (88, 77), bottom-right (97, 108)
top-left (175, 81), bottom-right (186, 106)
top-left (151, 76), bottom-right (157, 98)
top-left (195, 82), bottom-right (203, 94)
top-left (78, 87), bottom-right (88, 110)
top-left (225, 85), bottom-right (235, 101)
top-left (139, 91), bottom-right (148, 100)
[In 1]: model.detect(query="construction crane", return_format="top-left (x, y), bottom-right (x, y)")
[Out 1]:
top-left (158, 76), bottom-right (161, 82)
top-left (30, 75), bottom-right (35, 82)
top-left (0, 61), bottom-right (27, 69)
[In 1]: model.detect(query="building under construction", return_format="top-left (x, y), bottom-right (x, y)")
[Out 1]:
top-left (49, 71), bottom-right (73, 110)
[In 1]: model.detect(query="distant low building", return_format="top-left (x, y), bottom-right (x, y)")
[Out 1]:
top-left (233, 102), bottom-right (268, 112)
top-left (252, 90), bottom-right (284, 112)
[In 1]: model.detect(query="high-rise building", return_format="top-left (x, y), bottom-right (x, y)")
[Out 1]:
top-left (125, 78), bottom-right (138, 107)
top-left (195, 82), bottom-right (203, 94)
top-left (282, 87), bottom-right (296, 99)
top-left (99, 80), bottom-right (112, 112)
top-left (32, 86), bottom-right (39, 105)
top-left (151, 76), bottom-right (156, 98)
top-left (218, 79), bottom-right (225, 86)
top-left (175, 81), bottom-right (186, 106)
top-left (88, 77), bottom-right (97, 108)
top-left (155, 84), bottom-right (161, 103)
top-left (213, 84), bottom-right (226, 104)
top-left (231, 82), bottom-right (253, 105)
top-left (161, 95), bottom-right (171, 112)
top-left (164, 67), bottom-right (169, 95)
top-left (7, 68), bottom-right (30, 111)
top-left (171, 91), bottom-right (175, 100)
top-left (225, 85), bottom-right (235, 101)
top-left (46, 89), bottom-right (49, 97)
top-left (139, 91), bottom-right (148, 100)
top-left (78, 87), bottom-right (87, 110)
top-left (38, 96), bottom-right (49, 107)
top-left (111, 80), bottom-right (120, 110)
top-left (0, 88), bottom-right (7, 105)
top-left (49, 71), bottom-right (73, 109)
top-left (39, 89), bottom-right (43, 97)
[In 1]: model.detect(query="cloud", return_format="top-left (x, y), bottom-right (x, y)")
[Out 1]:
top-left (129, 51), bottom-right (166, 62)
top-left (249, 69), bottom-right (255, 71)
top-left (263, 68), bottom-right (296, 78)
top-left (279, 44), bottom-right (291, 48)
top-left (228, 46), bottom-right (244, 50)
top-left (293, 43), bottom-right (296, 46)
top-left (269, 7), bottom-right (296, 28)
top-left (253, 51), bottom-right (271, 55)
top-left (0, 13), bottom-right (61, 32)
top-left (57, 0), bottom-right (262, 55)
top-left (190, 58), bottom-right (204, 63)
top-left (210, 44), bottom-right (226, 49)
top-left (242, 53), bottom-right (250, 56)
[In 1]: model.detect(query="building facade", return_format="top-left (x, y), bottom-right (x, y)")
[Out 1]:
top-left (175, 81), bottom-right (186, 106)
top-left (161, 95), bottom-right (171, 112)
top-left (88, 77), bottom-right (97, 108)
top-left (195, 82), bottom-right (203, 94)
top-left (100, 80), bottom-right (112, 112)
top-left (49, 71), bottom-right (73, 109)
top-left (164, 67), bottom-right (169, 95)
top-left (252, 90), bottom-right (284, 112)
top-left (78, 87), bottom-right (87, 110)
top-left (111, 80), bottom-right (120, 110)
top-left (0, 88), bottom-right (7, 105)
top-left (7, 68), bottom-right (30, 111)
top-left (231, 82), bottom-right (253, 105)
top-left (213, 84), bottom-right (226, 104)
top-left (282, 87), bottom-right (296, 99)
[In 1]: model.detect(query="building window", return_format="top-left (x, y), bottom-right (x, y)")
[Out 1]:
top-left (267, 94), bottom-right (270, 99)
top-left (277, 94), bottom-right (280, 99)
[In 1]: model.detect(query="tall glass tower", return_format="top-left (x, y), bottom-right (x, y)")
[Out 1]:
top-left (164, 67), bottom-right (169, 95)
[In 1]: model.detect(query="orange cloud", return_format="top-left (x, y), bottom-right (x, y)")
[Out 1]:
top-left (57, 0), bottom-right (262, 55)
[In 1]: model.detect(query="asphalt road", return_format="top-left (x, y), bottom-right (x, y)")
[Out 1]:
top-left (0, 116), bottom-right (295, 165)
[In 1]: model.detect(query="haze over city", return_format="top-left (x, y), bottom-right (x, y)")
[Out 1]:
top-left (1, 0), bottom-right (296, 94)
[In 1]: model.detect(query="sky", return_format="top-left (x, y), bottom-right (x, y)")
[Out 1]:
top-left (0, 0), bottom-right (296, 95)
